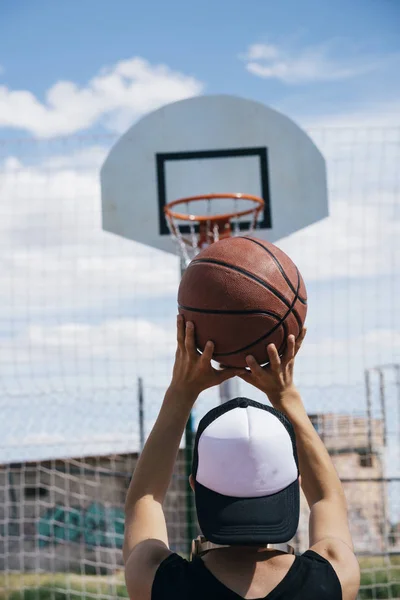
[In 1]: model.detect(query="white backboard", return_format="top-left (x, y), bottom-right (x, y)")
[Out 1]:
top-left (101, 95), bottom-right (328, 253)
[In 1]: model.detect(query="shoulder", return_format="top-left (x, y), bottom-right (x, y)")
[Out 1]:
top-left (308, 538), bottom-right (361, 600)
top-left (125, 540), bottom-right (185, 600)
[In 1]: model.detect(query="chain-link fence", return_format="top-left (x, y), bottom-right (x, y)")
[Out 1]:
top-left (0, 128), bottom-right (399, 599)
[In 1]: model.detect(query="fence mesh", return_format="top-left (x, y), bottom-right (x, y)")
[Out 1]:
top-left (0, 128), bottom-right (399, 599)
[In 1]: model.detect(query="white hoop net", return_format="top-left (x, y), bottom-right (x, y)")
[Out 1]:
top-left (165, 194), bottom-right (264, 265)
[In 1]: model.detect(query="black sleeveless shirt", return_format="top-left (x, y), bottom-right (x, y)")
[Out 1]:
top-left (152, 550), bottom-right (342, 600)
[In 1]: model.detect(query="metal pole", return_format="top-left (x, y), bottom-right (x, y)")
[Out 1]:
top-left (219, 377), bottom-right (240, 404)
top-left (378, 451), bottom-right (389, 553)
top-left (395, 365), bottom-right (400, 447)
top-left (378, 369), bottom-right (387, 447)
top-left (364, 364), bottom-right (400, 555)
top-left (180, 258), bottom-right (197, 555)
top-left (138, 377), bottom-right (145, 452)
top-left (376, 368), bottom-right (389, 553)
top-left (364, 368), bottom-right (373, 456)
top-left (184, 411), bottom-right (197, 551)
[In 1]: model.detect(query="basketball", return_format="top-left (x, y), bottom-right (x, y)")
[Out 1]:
top-left (178, 236), bottom-right (307, 368)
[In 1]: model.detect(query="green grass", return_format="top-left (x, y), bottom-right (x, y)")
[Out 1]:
top-left (7, 588), bottom-right (127, 600)
top-left (358, 555), bottom-right (400, 599)
top-left (1, 556), bottom-right (399, 600)
top-left (0, 574), bottom-right (128, 600)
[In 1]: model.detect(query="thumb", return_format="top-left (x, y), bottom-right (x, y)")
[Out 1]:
top-left (245, 355), bottom-right (265, 377)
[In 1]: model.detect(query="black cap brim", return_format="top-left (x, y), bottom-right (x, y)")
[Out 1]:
top-left (195, 477), bottom-right (300, 545)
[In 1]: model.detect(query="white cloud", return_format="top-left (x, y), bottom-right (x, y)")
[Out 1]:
top-left (279, 200), bottom-right (400, 282)
top-left (294, 329), bottom-right (400, 388)
top-left (242, 41), bottom-right (397, 84)
top-left (38, 145), bottom-right (109, 170)
top-left (299, 329), bottom-right (400, 360)
top-left (0, 57), bottom-right (204, 137)
top-left (303, 101), bottom-right (400, 129)
top-left (275, 109), bottom-right (400, 281)
top-left (0, 318), bottom-right (175, 368)
top-left (0, 148), bottom-right (180, 393)
top-left (27, 318), bottom-right (175, 359)
top-left (0, 150), bottom-right (180, 320)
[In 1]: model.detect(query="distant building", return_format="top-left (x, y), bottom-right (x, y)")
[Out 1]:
top-left (0, 413), bottom-right (391, 572)
top-left (296, 413), bottom-right (388, 553)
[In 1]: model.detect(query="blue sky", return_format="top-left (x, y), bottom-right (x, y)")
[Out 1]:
top-left (1, 0), bottom-right (400, 138)
top-left (0, 0), bottom-right (399, 479)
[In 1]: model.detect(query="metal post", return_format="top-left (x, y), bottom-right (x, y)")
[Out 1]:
top-left (219, 377), bottom-right (240, 404)
top-left (375, 369), bottom-right (388, 553)
top-left (180, 258), bottom-right (197, 554)
top-left (364, 369), bottom-right (373, 455)
top-left (364, 364), bottom-right (400, 554)
top-left (395, 365), bottom-right (400, 445)
top-left (378, 369), bottom-right (387, 447)
top-left (138, 377), bottom-right (145, 452)
top-left (184, 411), bottom-right (197, 552)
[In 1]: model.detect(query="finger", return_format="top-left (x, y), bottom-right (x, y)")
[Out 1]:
top-left (177, 315), bottom-right (185, 350)
top-left (184, 321), bottom-right (198, 357)
top-left (201, 340), bottom-right (214, 363)
top-left (245, 355), bottom-right (265, 377)
top-left (267, 344), bottom-right (281, 371)
top-left (282, 335), bottom-right (295, 366)
top-left (295, 327), bottom-right (307, 355)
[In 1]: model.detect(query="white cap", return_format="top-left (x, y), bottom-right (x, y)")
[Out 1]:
top-left (196, 405), bottom-right (298, 497)
top-left (193, 398), bottom-right (300, 545)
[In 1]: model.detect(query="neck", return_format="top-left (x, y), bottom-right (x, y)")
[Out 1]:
top-left (191, 536), bottom-right (295, 559)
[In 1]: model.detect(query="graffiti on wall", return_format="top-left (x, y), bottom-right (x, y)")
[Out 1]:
top-left (37, 503), bottom-right (125, 549)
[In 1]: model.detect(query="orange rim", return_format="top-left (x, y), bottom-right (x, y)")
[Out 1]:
top-left (164, 193), bottom-right (264, 222)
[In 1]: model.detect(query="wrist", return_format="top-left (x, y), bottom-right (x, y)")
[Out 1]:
top-left (165, 384), bottom-right (199, 405)
top-left (267, 387), bottom-right (304, 415)
top-left (267, 385), bottom-right (300, 402)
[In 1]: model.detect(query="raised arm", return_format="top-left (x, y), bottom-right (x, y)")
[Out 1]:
top-left (240, 332), bottom-right (360, 600)
top-left (123, 317), bottom-right (243, 600)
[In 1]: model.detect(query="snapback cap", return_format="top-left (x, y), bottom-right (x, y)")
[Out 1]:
top-left (192, 398), bottom-right (300, 545)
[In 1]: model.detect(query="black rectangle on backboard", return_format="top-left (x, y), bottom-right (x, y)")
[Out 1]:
top-left (156, 147), bottom-right (271, 236)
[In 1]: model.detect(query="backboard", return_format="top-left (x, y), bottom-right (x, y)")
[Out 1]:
top-left (101, 95), bottom-right (328, 254)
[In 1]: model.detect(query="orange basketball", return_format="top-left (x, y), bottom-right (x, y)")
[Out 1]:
top-left (178, 237), bottom-right (307, 367)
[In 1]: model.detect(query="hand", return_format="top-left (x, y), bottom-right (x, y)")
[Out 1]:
top-left (170, 316), bottom-right (245, 398)
top-left (239, 328), bottom-right (307, 409)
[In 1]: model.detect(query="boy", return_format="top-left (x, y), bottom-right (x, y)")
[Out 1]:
top-left (123, 317), bottom-right (360, 600)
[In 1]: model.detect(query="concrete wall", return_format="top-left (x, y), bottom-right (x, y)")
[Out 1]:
top-left (0, 454), bottom-right (187, 573)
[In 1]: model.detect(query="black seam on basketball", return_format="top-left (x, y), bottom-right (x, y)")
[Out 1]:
top-left (278, 319), bottom-right (288, 355)
top-left (291, 268), bottom-right (303, 331)
top-left (211, 315), bottom-right (287, 357)
top-left (190, 258), bottom-right (294, 310)
top-left (239, 237), bottom-right (307, 305)
top-left (179, 305), bottom-right (283, 355)
top-left (178, 305), bottom-right (284, 317)
top-left (208, 264), bottom-right (302, 357)
top-left (291, 305), bottom-right (303, 331)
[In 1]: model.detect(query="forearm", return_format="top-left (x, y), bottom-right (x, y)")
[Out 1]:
top-left (271, 390), bottom-right (346, 508)
top-left (125, 386), bottom-right (196, 511)
top-left (122, 317), bottom-right (237, 562)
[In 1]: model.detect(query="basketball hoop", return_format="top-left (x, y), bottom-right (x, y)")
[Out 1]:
top-left (164, 193), bottom-right (264, 265)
